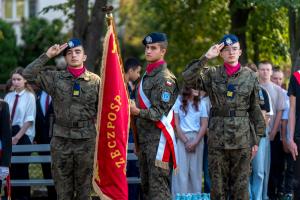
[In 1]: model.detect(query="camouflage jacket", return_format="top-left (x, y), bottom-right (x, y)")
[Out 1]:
top-left (182, 56), bottom-right (265, 149)
top-left (135, 63), bottom-right (178, 144)
top-left (23, 53), bottom-right (101, 139)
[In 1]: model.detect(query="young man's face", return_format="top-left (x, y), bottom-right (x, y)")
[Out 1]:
top-left (258, 63), bottom-right (273, 82)
top-left (128, 66), bottom-right (142, 82)
top-left (145, 43), bottom-right (166, 63)
top-left (64, 46), bottom-right (87, 68)
top-left (271, 71), bottom-right (284, 87)
top-left (219, 42), bottom-right (242, 64)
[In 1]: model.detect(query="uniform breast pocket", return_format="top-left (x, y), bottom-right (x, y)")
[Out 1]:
top-left (55, 81), bottom-right (72, 101)
top-left (211, 80), bottom-right (227, 93)
top-left (211, 80), bottom-right (227, 103)
top-left (142, 83), bottom-right (154, 99)
top-left (236, 85), bottom-right (251, 105)
top-left (81, 85), bottom-right (97, 104)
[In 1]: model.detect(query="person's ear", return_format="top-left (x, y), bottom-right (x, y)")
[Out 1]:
top-left (161, 48), bottom-right (166, 56)
top-left (83, 54), bottom-right (87, 62)
top-left (238, 49), bottom-right (242, 56)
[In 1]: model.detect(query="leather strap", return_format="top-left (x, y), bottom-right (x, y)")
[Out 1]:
top-left (55, 118), bottom-right (94, 128)
top-left (210, 109), bottom-right (248, 117)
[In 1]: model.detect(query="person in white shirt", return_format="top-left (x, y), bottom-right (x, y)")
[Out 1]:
top-left (271, 68), bottom-right (294, 199)
top-left (172, 86), bottom-right (210, 197)
top-left (246, 63), bottom-right (273, 200)
top-left (4, 67), bottom-right (36, 200)
top-left (258, 61), bottom-right (286, 199)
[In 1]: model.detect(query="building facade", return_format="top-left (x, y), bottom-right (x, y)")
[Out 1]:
top-left (0, 0), bottom-right (68, 44)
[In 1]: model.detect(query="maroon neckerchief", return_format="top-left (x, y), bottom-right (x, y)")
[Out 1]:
top-left (146, 60), bottom-right (166, 74)
top-left (67, 66), bottom-right (86, 78)
top-left (224, 62), bottom-right (241, 76)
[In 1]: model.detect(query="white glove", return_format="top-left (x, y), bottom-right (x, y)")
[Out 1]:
top-left (0, 166), bottom-right (9, 180)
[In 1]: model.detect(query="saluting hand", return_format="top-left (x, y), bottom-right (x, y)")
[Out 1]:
top-left (46, 43), bottom-right (68, 59)
top-left (205, 43), bottom-right (224, 59)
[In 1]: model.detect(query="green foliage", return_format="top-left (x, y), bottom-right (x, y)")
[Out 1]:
top-left (39, 0), bottom-right (75, 23)
top-left (246, 5), bottom-right (290, 66)
top-left (119, 0), bottom-right (230, 80)
top-left (18, 17), bottom-right (66, 67)
top-left (119, 0), bottom-right (296, 79)
top-left (0, 19), bottom-right (18, 83)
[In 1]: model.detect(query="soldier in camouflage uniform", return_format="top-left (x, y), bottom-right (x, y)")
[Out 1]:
top-left (23, 39), bottom-right (100, 200)
top-left (130, 32), bottom-right (178, 200)
top-left (182, 34), bottom-right (265, 200)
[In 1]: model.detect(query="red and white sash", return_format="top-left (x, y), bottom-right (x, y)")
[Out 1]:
top-left (137, 76), bottom-right (178, 171)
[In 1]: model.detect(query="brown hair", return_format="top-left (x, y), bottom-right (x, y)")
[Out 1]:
top-left (258, 60), bottom-right (273, 69)
top-left (180, 86), bottom-right (200, 115)
top-left (10, 67), bottom-right (35, 94)
top-left (272, 66), bottom-right (283, 73)
top-left (158, 41), bottom-right (168, 50)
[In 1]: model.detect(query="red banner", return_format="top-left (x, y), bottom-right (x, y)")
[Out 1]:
top-left (93, 24), bottom-right (129, 200)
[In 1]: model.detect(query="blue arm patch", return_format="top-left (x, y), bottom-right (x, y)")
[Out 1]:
top-left (161, 92), bottom-right (171, 102)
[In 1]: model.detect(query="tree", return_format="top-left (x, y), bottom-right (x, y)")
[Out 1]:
top-left (119, 0), bottom-right (230, 78)
top-left (119, 0), bottom-right (293, 76)
top-left (247, 5), bottom-right (290, 66)
top-left (229, 0), bottom-right (253, 64)
top-left (0, 19), bottom-right (18, 83)
top-left (289, 6), bottom-right (300, 71)
top-left (41, 0), bottom-right (108, 72)
top-left (18, 17), bottom-right (65, 68)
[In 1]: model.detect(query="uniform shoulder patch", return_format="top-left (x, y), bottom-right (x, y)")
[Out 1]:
top-left (161, 91), bottom-right (171, 102)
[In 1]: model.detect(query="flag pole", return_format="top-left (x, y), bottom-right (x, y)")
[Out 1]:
top-left (93, 6), bottom-right (130, 199)
top-left (102, 6), bottom-right (139, 153)
top-left (102, 6), bottom-right (123, 67)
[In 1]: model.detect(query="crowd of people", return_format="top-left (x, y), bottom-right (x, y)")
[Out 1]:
top-left (0, 32), bottom-right (299, 200)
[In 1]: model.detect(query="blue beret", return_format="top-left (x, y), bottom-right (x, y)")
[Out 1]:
top-left (63, 38), bottom-right (82, 56)
top-left (142, 32), bottom-right (167, 46)
top-left (219, 34), bottom-right (239, 46)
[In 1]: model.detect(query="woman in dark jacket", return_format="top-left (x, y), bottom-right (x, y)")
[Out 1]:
top-left (0, 99), bottom-right (12, 196)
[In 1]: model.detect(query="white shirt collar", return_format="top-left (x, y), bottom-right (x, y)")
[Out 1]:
top-left (14, 89), bottom-right (26, 96)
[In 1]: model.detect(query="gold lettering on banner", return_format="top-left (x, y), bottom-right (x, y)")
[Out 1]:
top-left (112, 38), bottom-right (117, 54)
top-left (111, 149), bottom-right (121, 159)
top-left (107, 131), bottom-right (115, 139)
top-left (106, 95), bottom-right (126, 174)
top-left (107, 122), bottom-right (115, 129)
top-left (108, 141), bottom-right (116, 148)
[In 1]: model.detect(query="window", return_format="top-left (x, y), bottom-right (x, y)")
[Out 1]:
top-left (4, 0), bottom-right (13, 18)
top-left (28, 0), bottom-right (36, 17)
top-left (2, 0), bottom-right (27, 20)
top-left (16, 0), bottom-right (24, 18)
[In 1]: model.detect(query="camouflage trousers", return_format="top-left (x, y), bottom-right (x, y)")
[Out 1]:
top-left (138, 141), bottom-right (171, 200)
top-left (208, 147), bottom-right (251, 200)
top-left (50, 136), bottom-right (95, 200)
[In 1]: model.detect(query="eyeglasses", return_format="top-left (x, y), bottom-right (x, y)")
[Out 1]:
top-left (222, 47), bottom-right (240, 53)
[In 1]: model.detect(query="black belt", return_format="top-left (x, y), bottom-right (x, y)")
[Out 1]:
top-left (210, 109), bottom-right (248, 117)
top-left (55, 119), bottom-right (94, 128)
